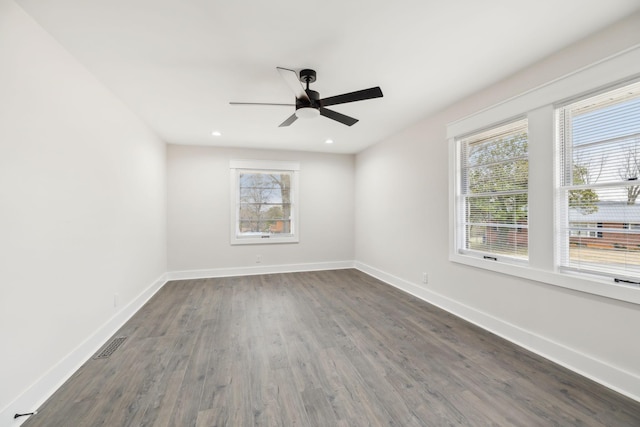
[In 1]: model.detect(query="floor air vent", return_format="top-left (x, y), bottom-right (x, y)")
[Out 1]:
top-left (94, 336), bottom-right (127, 359)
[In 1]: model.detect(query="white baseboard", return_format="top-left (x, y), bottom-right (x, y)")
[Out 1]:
top-left (3, 273), bottom-right (169, 427)
top-left (166, 260), bottom-right (355, 281)
top-left (354, 261), bottom-right (640, 403)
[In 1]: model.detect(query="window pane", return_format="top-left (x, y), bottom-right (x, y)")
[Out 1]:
top-left (466, 194), bottom-right (528, 225)
top-left (465, 131), bottom-right (527, 167)
top-left (572, 96), bottom-right (640, 146)
top-left (562, 187), bottom-right (640, 277)
top-left (570, 133), bottom-right (639, 187)
top-left (467, 159), bottom-right (528, 194)
top-left (238, 171), bottom-right (293, 236)
top-left (465, 225), bottom-right (528, 259)
top-left (558, 80), bottom-right (640, 280)
top-left (459, 118), bottom-right (529, 261)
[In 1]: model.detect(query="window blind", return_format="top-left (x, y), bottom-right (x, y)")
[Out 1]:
top-left (459, 119), bottom-right (529, 260)
top-left (557, 80), bottom-right (640, 281)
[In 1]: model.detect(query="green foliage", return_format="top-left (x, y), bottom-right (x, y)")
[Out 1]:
top-left (569, 164), bottom-right (599, 214)
top-left (265, 206), bottom-right (283, 219)
top-left (466, 132), bottom-right (528, 225)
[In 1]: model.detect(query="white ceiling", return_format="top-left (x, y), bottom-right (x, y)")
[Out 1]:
top-left (16, 0), bottom-right (640, 154)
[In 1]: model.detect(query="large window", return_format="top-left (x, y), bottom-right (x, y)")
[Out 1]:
top-left (230, 160), bottom-right (299, 245)
top-left (448, 47), bottom-right (640, 303)
top-left (557, 81), bottom-right (640, 281)
top-left (457, 119), bottom-right (529, 262)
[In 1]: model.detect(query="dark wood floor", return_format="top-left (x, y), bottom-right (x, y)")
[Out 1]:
top-left (24, 269), bottom-right (640, 426)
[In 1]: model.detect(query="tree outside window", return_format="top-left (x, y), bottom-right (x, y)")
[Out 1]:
top-left (238, 172), bottom-right (291, 234)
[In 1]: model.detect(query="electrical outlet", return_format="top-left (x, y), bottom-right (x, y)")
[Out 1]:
top-left (422, 273), bottom-right (428, 284)
top-left (256, 254), bottom-right (262, 264)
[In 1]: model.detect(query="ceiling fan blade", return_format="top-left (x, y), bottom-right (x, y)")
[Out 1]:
top-left (279, 113), bottom-right (298, 127)
top-left (320, 87), bottom-right (383, 107)
top-left (229, 102), bottom-right (295, 106)
top-left (320, 108), bottom-right (358, 126)
top-left (277, 67), bottom-right (310, 102)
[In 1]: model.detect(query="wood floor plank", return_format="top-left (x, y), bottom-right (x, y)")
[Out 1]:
top-left (22, 269), bottom-right (640, 427)
top-left (317, 346), bottom-right (390, 427)
top-left (167, 316), bottom-right (212, 427)
top-left (299, 386), bottom-right (338, 427)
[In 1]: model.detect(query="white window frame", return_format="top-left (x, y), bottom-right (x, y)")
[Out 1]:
top-left (447, 45), bottom-right (640, 305)
top-left (230, 159), bottom-right (300, 245)
top-left (556, 80), bottom-right (640, 281)
top-left (455, 118), bottom-right (529, 265)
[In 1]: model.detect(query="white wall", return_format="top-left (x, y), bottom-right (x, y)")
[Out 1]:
top-left (167, 145), bottom-right (354, 274)
top-left (0, 0), bottom-right (167, 421)
top-left (355, 12), bottom-right (640, 399)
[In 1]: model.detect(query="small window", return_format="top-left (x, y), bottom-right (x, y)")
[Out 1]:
top-left (569, 222), bottom-right (599, 238)
top-left (230, 160), bottom-right (299, 245)
top-left (456, 118), bottom-right (529, 262)
top-left (557, 80), bottom-right (640, 280)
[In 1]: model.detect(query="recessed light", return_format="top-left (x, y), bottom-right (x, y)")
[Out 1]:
top-left (211, 131), bottom-right (222, 137)
top-left (325, 139), bottom-right (334, 144)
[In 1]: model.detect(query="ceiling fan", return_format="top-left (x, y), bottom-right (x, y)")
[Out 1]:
top-left (230, 67), bottom-right (383, 127)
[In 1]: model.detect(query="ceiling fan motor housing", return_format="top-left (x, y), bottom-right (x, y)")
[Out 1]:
top-left (297, 90), bottom-right (319, 108)
top-left (295, 89), bottom-right (320, 118)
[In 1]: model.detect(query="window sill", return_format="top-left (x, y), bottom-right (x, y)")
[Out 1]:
top-left (449, 252), bottom-right (640, 306)
top-left (230, 235), bottom-right (299, 245)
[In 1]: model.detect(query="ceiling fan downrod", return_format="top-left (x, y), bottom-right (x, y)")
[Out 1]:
top-left (296, 69), bottom-right (320, 118)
